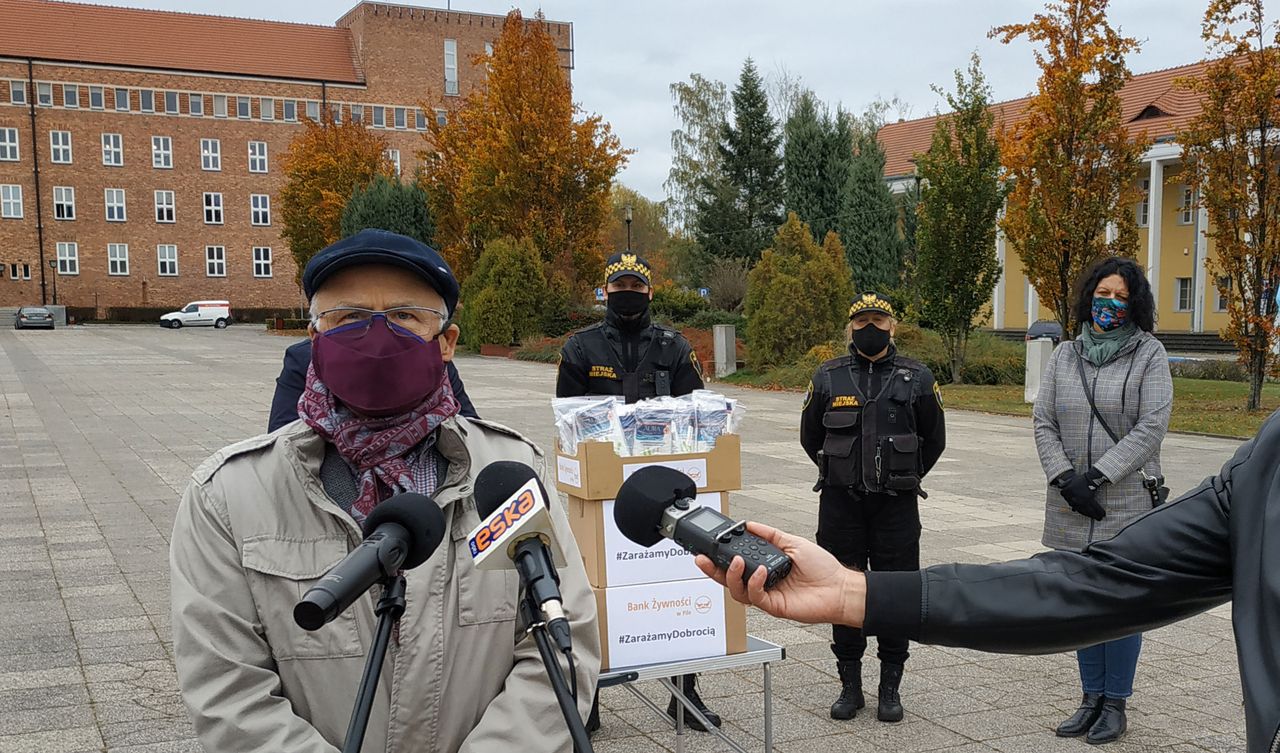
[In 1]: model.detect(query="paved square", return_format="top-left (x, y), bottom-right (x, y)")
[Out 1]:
top-left (0, 325), bottom-right (1248, 752)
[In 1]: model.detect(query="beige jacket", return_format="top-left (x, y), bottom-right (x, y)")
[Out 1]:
top-left (170, 417), bottom-right (600, 753)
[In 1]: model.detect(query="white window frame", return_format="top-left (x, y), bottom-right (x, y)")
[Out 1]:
top-left (372, 106), bottom-right (385, 128)
top-left (140, 89), bottom-right (154, 113)
top-left (101, 133), bottom-right (123, 166)
top-left (213, 94), bottom-right (227, 118)
top-left (306, 100), bottom-right (320, 122)
top-left (49, 130), bottom-right (72, 164)
top-left (250, 194), bottom-right (271, 226)
top-left (0, 184), bottom-right (22, 219)
top-left (1137, 178), bottom-right (1150, 228)
top-left (203, 192), bottom-right (223, 225)
top-left (1174, 277), bottom-right (1194, 312)
top-left (237, 96), bottom-right (251, 119)
top-left (62, 84), bottom-right (79, 108)
top-left (1, 127), bottom-right (20, 161)
top-left (248, 141), bottom-right (268, 174)
top-left (253, 246), bottom-right (273, 278)
top-left (56, 242), bottom-right (78, 275)
top-left (435, 109), bottom-right (447, 128)
top-left (104, 188), bottom-right (126, 222)
top-left (386, 149), bottom-right (401, 176)
top-left (394, 107), bottom-right (406, 129)
top-left (8, 263), bottom-right (30, 280)
top-left (107, 243), bottom-right (129, 276)
top-left (205, 245), bottom-right (226, 277)
top-left (331, 104), bottom-right (342, 124)
top-left (164, 90), bottom-right (179, 114)
top-left (9, 80), bottom-right (26, 105)
top-left (1214, 276), bottom-right (1231, 313)
top-left (351, 104), bottom-right (364, 123)
top-left (415, 109), bottom-right (426, 130)
top-left (444, 39), bottom-right (459, 95)
top-left (284, 100), bottom-right (297, 122)
top-left (157, 244), bottom-right (178, 276)
top-left (188, 93), bottom-right (204, 117)
top-left (154, 190), bottom-right (175, 223)
top-left (260, 97), bottom-right (275, 121)
top-left (201, 138), bottom-right (221, 171)
top-left (485, 41), bottom-right (494, 57)
top-left (151, 135), bottom-right (173, 169)
top-left (36, 82), bottom-right (52, 107)
top-left (1179, 187), bottom-right (1194, 225)
top-left (89, 86), bottom-right (104, 110)
top-left (53, 186), bottom-right (75, 220)
top-left (114, 88), bottom-right (129, 111)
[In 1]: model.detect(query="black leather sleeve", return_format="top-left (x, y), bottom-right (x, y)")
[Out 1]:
top-left (799, 368), bottom-right (828, 466)
top-left (556, 336), bottom-right (589, 398)
top-left (913, 369), bottom-right (946, 476)
top-left (670, 338), bottom-right (706, 397)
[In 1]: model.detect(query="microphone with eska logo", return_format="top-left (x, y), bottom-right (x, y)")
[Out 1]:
top-left (615, 466), bottom-right (793, 590)
top-left (469, 461), bottom-right (572, 653)
top-left (293, 493), bottom-right (447, 631)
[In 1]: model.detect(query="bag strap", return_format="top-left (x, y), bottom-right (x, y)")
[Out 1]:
top-left (1073, 343), bottom-right (1156, 484)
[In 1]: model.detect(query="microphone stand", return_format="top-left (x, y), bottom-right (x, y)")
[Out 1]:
top-left (342, 573), bottom-right (406, 753)
top-left (521, 592), bottom-right (594, 753)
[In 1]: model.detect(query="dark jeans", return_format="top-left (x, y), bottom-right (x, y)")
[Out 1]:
top-left (1078, 634), bottom-right (1143, 698)
top-left (816, 487), bottom-right (921, 666)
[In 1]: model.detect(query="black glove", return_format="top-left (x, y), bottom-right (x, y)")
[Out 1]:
top-left (1056, 468), bottom-right (1107, 521)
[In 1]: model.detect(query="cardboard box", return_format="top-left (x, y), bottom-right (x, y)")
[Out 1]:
top-left (593, 578), bottom-right (747, 670)
top-left (569, 492), bottom-right (729, 589)
top-left (554, 434), bottom-right (742, 501)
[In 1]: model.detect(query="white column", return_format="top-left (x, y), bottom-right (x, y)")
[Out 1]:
top-left (1105, 221), bottom-right (1118, 244)
top-left (994, 228), bottom-right (1007, 330)
top-left (1027, 278), bottom-right (1039, 328)
top-left (1193, 201), bottom-right (1210, 333)
top-left (1146, 159), bottom-right (1164, 327)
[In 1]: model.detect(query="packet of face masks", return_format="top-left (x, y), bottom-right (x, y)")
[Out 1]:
top-left (614, 399), bottom-right (637, 457)
top-left (552, 396), bottom-right (625, 456)
top-left (631, 399), bottom-right (676, 456)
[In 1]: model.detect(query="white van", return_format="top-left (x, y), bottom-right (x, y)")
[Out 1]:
top-left (160, 300), bottom-right (232, 329)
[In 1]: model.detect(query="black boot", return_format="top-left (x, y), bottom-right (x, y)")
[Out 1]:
top-left (877, 663), bottom-right (905, 722)
top-left (585, 692), bottom-right (601, 736)
top-left (1055, 692), bottom-right (1104, 737)
top-left (665, 675), bottom-right (722, 732)
top-left (829, 661), bottom-right (865, 720)
top-left (1086, 697), bottom-right (1127, 745)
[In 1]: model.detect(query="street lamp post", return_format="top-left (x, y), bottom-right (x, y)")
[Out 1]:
top-left (624, 205), bottom-right (633, 252)
top-left (48, 259), bottom-right (57, 306)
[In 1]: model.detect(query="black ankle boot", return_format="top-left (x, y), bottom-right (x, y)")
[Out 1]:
top-left (1056, 692), bottom-right (1104, 737)
top-left (876, 663), bottom-right (905, 722)
top-left (586, 692), bottom-right (601, 735)
top-left (665, 675), bottom-right (722, 731)
top-left (830, 661), bottom-right (865, 720)
top-left (1086, 697), bottom-right (1127, 745)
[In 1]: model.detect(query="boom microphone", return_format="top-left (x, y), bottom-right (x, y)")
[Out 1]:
top-left (294, 493), bottom-right (447, 631)
top-left (615, 466), bottom-right (793, 590)
top-left (470, 461), bottom-right (572, 653)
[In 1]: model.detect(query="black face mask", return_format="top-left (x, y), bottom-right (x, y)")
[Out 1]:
top-left (851, 325), bottom-right (892, 358)
top-left (606, 290), bottom-right (649, 319)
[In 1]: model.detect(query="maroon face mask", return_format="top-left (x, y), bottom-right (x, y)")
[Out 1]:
top-left (311, 315), bottom-right (446, 417)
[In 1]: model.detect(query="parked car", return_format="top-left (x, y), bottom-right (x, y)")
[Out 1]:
top-left (160, 300), bottom-right (231, 329)
top-left (1026, 319), bottom-right (1063, 344)
top-left (14, 306), bottom-right (55, 330)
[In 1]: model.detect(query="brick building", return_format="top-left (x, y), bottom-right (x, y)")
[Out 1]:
top-left (0, 0), bottom-right (573, 318)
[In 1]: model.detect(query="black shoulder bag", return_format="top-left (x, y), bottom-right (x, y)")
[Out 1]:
top-left (1074, 345), bottom-right (1171, 507)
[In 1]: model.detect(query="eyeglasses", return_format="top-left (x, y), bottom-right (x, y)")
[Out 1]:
top-left (315, 306), bottom-right (447, 338)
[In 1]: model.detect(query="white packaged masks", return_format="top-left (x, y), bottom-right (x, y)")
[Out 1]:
top-left (553, 390), bottom-right (744, 457)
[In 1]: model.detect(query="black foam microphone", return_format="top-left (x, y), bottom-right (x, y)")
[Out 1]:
top-left (615, 466), bottom-right (793, 590)
top-left (294, 493), bottom-right (446, 631)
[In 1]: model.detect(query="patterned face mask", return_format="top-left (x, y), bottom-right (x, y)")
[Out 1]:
top-left (1091, 297), bottom-right (1130, 331)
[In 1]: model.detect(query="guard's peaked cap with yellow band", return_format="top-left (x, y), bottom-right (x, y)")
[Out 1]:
top-left (847, 292), bottom-right (896, 319)
top-left (605, 252), bottom-right (652, 286)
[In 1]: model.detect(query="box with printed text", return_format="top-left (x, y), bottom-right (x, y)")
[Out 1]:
top-left (592, 577), bottom-right (748, 671)
top-left (553, 434), bottom-right (741, 501)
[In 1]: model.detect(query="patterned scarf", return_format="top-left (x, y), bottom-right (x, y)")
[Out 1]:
top-left (298, 362), bottom-right (460, 523)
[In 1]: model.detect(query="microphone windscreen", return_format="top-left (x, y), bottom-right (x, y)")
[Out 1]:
top-left (614, 466), bottom-right (697, 547)
top-left (363, 493), bottom-right (447, 569)
top-left (475, 461), bottom-right (542, 518)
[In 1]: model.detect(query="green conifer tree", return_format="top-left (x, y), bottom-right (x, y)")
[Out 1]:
top-left (841, 114), bottom-right (903, 293)
top-left (339, 174), bottom-right (435, 246)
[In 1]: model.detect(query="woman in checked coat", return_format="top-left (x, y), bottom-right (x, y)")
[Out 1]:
top-left (1032, 256), bottom-right (1173, 746)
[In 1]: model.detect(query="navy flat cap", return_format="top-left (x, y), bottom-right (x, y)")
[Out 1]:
top-left (303, 229), bottom-right (459, 316)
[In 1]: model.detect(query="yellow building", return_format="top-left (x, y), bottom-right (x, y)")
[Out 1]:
top-left (879, 61), bottom-right (1230, 335)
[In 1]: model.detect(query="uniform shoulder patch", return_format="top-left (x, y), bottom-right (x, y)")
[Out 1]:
top-left (933, 381), bottom-right (944, 409)
top-left (803, 380), bottom-right (814, 409)
top-left (689, 350), bottom-right (703, 378)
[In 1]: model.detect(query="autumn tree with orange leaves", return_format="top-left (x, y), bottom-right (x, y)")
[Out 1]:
top-left (1178, 0), bottom-right (1280, 411)
top-left (280, 114), bottom-right (393, 284)
top-left (992, 0), bottom-right (1149, 338)
top-left (421, 10), bottom-right (629, 295)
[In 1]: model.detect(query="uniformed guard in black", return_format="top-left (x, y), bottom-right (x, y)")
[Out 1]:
top-left (799, 292), bottom-right (946, 724)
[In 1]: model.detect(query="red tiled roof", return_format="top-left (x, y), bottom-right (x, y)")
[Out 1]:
top-left (0, 0), bottom-right (363, 84)
top-left (879, 60), bottom-right (1210, 177)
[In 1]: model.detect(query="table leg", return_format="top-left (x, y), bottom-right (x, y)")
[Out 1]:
top-left (763, 662), bottom-right (773, 753)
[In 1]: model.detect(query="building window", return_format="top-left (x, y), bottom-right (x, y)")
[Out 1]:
top-left (444, 39), bottom-right (459, 95)
top-left (284, 100), bottom-right (297, 122)
top-left (9, 80), bottom-right (26, 105)
top-left (114, 87), bottom-right (129, 111)
top-left (62, 84), bottom-right (79, 108)
top-left (203, 192), bottom-right (223, 224)
top-left (237, 96), bottom-right (251, 119)
top-left (213, 94), bottom-right (227, 118)
top-left (394, 107), bottom-right (406, 129)
top-left (37, 82), bottom-right (52, 106)
top-left (89, 86), bottom-right (104, 109)
top-left (108, 243), bottom-right (129, 275)
top-left (435, 109), bottom-right (447, 127)
top-left (251, 193), bottom-right (270, 226)
top-left (306, 100), bottom-right (320, 122)
top-left (53, 186), bottom-right (74, 220)
top-left (189, 93), bottom-right (204, 117)
top-left (0, 184), bottom-right (22, 218)
top-left (201, 138), bottom-right (221, 171)
top-left (157, 244), bottom-right (178, 276)
top-left (415, 109), bottom-right (426, 130)
top-left (485, 41), bottom-right (494, 57)
top-left (1179, 187), bottom-right (1194, 225)
top-left (1215, 276), bottom-right (1231, 312)
top-left (154, 190), bottom-right (175, 223)
top-left (164, 91), bottom-right (179, 114)
top-left (261, 97), bottom-right (275, 121)
top-left (253, 246), bottom-right (272, 278)
top-left (1174, 277), bottom-right (1194, 312)
top-left (56, 242), bottom-right (78, 275)
top-left (140, 89), bottom-right (154, 113)
top-left (331, 104), bottom-right (342, 124)
top-left (101, 133), bottom-right (123, 166)
top-left (49, 130), bottom-right (72, 164)
top-left (248, 141), bottom-right (268, 173)
top-left (152, 136), bottom-right (173, 169)
top-left (0, 127), bottom-right (18, 160)
top-left (8, 263), bottom-right (30, 280)
top-left (104, 188), bottom-right (126, 222)
top-left (351, 104), bottom-right (364, 123)
top-left (1137, 178), bottom-right (1150, 228)
top-left (386, 149), bottom-right (401, 176)
top-left (205, 245), bottom-right (226, 277)
top-left (372, 106), bottom-right (385, 128)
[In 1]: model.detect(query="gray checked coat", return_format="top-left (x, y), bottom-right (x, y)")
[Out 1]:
top-left (1033, 331), bottom-right (1173, 551)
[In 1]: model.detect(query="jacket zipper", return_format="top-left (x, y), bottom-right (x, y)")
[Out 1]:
top-left (1270, 722), bottom-right (1279, 753)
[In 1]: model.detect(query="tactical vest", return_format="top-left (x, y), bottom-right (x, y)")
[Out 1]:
top-left (819, 357), bottom-right (923, 495)
top-left (570, 322), bottom-right (682, 404)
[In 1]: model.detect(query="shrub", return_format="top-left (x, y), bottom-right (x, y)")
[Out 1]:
top-left (512, 336), bottom-right (567, 364)
top-left (459, 236), bottom-right (546, 347)
top-left (685, 309), bottom-right (747, 332)
top-left (651, 286), bottom-right (709, 322)
top-left (1169, 358), bottom-right (1248, 382)
top-left (340, 174), bottom-right (434, 246)
top-left (705, 257), bottom-right (751, 312)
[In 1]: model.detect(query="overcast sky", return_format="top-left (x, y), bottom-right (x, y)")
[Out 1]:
top-left (83, 0), bottom-right (1219, 200)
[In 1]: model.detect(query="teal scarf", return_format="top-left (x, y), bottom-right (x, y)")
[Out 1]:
top-left (1079, 322), bottom-right (1137, 366)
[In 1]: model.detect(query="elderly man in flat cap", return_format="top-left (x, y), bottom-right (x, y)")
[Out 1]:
top-left (170, 229), bottom-right (598, 753)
